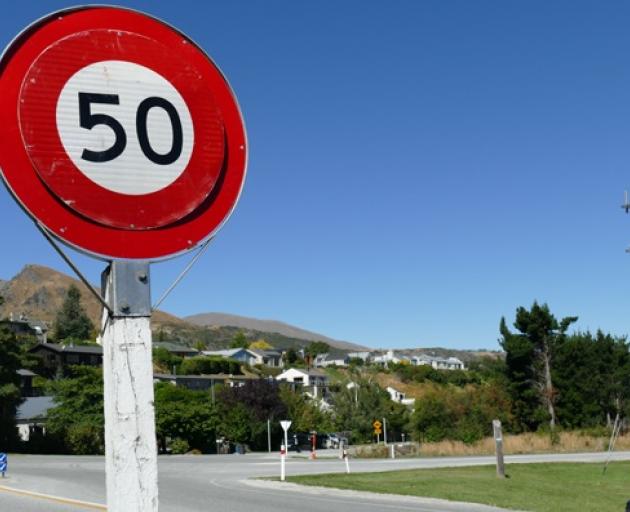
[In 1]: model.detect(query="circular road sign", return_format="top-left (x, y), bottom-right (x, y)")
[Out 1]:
top-left (0, 6), bottom-right (247, 260)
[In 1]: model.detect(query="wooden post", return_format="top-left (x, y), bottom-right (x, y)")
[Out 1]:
top-left (102, 262), bottom-right (158, 511)
top-left (493, 419), bottom-right (505, 479)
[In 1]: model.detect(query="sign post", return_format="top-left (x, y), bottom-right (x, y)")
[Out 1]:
top-left (0, 7), bottom-right (247, 512)
top-left (373, 420), bottom-right (382, 445)
top-left (280, 421), bottom-right (292, 482)
top-left (0, 453), bottom-right (7, 478)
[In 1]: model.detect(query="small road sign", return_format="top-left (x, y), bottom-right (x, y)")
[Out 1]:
top-left (0, 452), bottom-right (7, 476)
top-left (373, 420), bottom-right (382, 434)
top-left (280, 421), bottom-right (292, 432)
top-left (0, 6), bottom-right (246, 260)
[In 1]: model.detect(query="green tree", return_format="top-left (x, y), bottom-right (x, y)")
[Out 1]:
top-left (178, 356), bottom-right (242, 375)
top-left (54, 285), bottom-right (94, 342)
top-left (47, 366), bottom-right (104, 454)
top-left (500, 302), bottom-right (577, 433)
top-left (152, 347), bottom-right (183, 374)
top-left (305, 341), bottom-right (330, 357)
top-left (0, 313), bottom-right (23, 450)
top-left (331, 379), bottom-right (408, 443)
top-left (154, 383), bottom-right (217, 453)
top-left (279, 385), bottom-right (333, 433)
top-left (230, 331), bottom-right (249, 349)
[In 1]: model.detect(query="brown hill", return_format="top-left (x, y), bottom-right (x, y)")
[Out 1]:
top-left (185, 312), bottom-right (369, 351)
top-left (0, 264), bottom-right (186, 332)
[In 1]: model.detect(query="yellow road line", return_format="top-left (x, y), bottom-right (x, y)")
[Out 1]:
top-left (0, 484), bottom-right (106, 510)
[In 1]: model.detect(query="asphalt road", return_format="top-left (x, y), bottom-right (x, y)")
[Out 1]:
top-left (2, 450), bottom-right (630, 512)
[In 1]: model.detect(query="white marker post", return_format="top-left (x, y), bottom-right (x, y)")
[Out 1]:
top-left (102, 262), bottom-right (158, 511)
top-left (280, 420), bottom-right (292, 482)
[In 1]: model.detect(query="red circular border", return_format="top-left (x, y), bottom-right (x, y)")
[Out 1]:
top-left (0, 7), bottom-right (247, 259)
top-left (19, 29), bottom-right (226, 230)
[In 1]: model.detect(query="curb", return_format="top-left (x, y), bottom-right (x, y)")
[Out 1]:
top-left (0, 484), bottom-right (106, 510)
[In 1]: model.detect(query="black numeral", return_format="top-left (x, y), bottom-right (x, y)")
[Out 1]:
top-left (78, 93), bottom-right (184, 166)
top-left (79, 93), bottom-right (127, 162)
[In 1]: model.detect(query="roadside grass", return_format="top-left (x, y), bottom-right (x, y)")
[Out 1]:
top-left (286, 461), bottom-right (630, 512)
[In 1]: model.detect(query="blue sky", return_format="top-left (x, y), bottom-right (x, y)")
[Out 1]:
top-left (1, 1), bottom-right (630, 350)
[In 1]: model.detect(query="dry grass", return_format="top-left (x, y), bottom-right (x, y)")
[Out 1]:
top-left (418, 431), bottom-right (630, 457)
top-left (350, 432), bottom-right (628, 458)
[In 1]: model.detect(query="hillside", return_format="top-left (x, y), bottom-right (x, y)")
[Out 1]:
top-left (185, 312), bottom-right (368, 351)
top-left (0, 265), bottom-right (364, 352)
top-left (0, 264), bottom-right (192, 332)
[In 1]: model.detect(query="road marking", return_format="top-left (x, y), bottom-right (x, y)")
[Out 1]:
top-left (0, 484), bottom-right (106, 510)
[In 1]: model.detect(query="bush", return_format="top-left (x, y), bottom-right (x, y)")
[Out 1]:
top-left (170, 438), bottom-right (190, 454)
top-left (178, 356), bottom-right (242, 376)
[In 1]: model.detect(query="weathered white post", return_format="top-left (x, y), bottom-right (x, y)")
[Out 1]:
top-left (102, 262), bottom-right (158, 511)
top-left (280, 420), bottom-right (292, 482)
top-left (493, 419), bottom-right (505, 479)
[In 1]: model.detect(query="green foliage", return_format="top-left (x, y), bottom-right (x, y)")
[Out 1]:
top-left (305, 341), bottom-right (330, 357)
top-left (47, 366), bottom-right (104, 454)
top-left (178, 356), bottom-right (242, 375)
top-left (154, 383), bottom-right (217, 453)
top-left (54, 285), bottom-right (94, 342)
top-left (554, 331), bottom-right (630, 428)
top-left (411, 382), bottom-right (512, 443)
top-left (169, 438), bottom-right (190, 454)
top-left (500, 303), bottom-right (577, 432)
top-left (230, 331), bottom-right (249, 349)
top-left (279, 385), bottom-right (333, 433)
top-left (0, 324), bottom-right (23, 450)
top-left (331, 380), bottom-right (409, 443)
top-left (152, 347), bottom-right (183, 373)
top-left (216, 380), bottom-right (287, 449)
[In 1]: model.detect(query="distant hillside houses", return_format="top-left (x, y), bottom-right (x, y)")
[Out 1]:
top-left (202, 348), bottom-right (283, 368)
top-left (362, 350), bottom-right (466, 370)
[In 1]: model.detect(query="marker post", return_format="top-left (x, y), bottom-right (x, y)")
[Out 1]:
top-left (280, 421), bottom-right (292, 482)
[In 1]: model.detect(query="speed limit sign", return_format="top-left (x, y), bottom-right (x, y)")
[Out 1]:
top-left (0, 6), bottom-right (246, 260)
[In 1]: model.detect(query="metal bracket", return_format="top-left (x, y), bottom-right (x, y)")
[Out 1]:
top-left (103, 261), bottom-right (151, 318)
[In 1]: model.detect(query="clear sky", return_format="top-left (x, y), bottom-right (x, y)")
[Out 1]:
top-left (1, 1), bottom-right (629, 350)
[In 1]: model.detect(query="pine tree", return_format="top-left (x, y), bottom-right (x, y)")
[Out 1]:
top-left (54, 285), bottom-right (94, 342)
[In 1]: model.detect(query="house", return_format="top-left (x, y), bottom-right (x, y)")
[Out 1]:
top-left (386, 386), bottom-right (416, 406)
top-left (29, 342), bottom-right (103, 376)
top-left (202, 347), bottom-right (283, 368)
top-left (249, 349), bottom-right (283, 368)
top-left (0, 316), bottom-right (48, 342)
top-left (17, 369), bottom-right (38, 397)
top-left (372, 350), bottom-right (409, 366)
top-left (202, 348), bottom-right (260, 366)
top-left (313, 353), bottom-right (349, 368)
top-left (153, 341), bottom-right (199, 358)
top-left (153, 372), bottom-right (260, 391)
top-left (276, 368), bottom-right (329, 398)
top-left (16, 396), bottom-right (55, 441)
top-left (411, 354), bottom-right (465, 370)
top-left (347, 351), bottom-right (372, 363)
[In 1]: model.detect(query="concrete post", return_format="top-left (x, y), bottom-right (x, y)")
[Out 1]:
top-left (493, 419), bottom-right (505, 479)
top-left (102, 262), bottom-right (158, 511)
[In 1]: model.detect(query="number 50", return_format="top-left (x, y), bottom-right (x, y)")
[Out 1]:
top-left (78, 92), bottom-right (184, 165)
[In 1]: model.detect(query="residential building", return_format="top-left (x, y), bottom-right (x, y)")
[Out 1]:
top-left (313, 353), bottom-right (349, 368)
top-left (411, 354), bottom-right (465, 370)
top-left (386, 386), bottom-right (416, 406)
top-left (17, 369), bottom-right (38, 397)
top-left (372, 350), bottom-right (409, 366)
top-left (29, 342), bottom-right (103, 376)
top-left (0, 317), bottom-right (48, 342)
top-left (153, 341), bottom-right (199, 358)
top-left (202, 348), bottom-right (260, 366)
top-left (347, 351), bottom-right (372, 363)
top-left (276, 368), bottom-right (329, 398)
top-left (249, 349), bottom-right (283, 367)
top-left (153, 372), bottom-right (260, 391)
top-left (16, 396), bottom-right (54, 441)
top-left (202, 347), bottom-right (283, 367)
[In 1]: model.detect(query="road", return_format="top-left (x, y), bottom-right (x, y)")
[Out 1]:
top-left (2, 450), bottom-right (629, 511)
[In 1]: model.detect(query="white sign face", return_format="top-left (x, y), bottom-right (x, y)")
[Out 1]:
top-left (56, 60), bottom-right (194, 195)
top-left (280, 420), bottom-right (292, 432)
